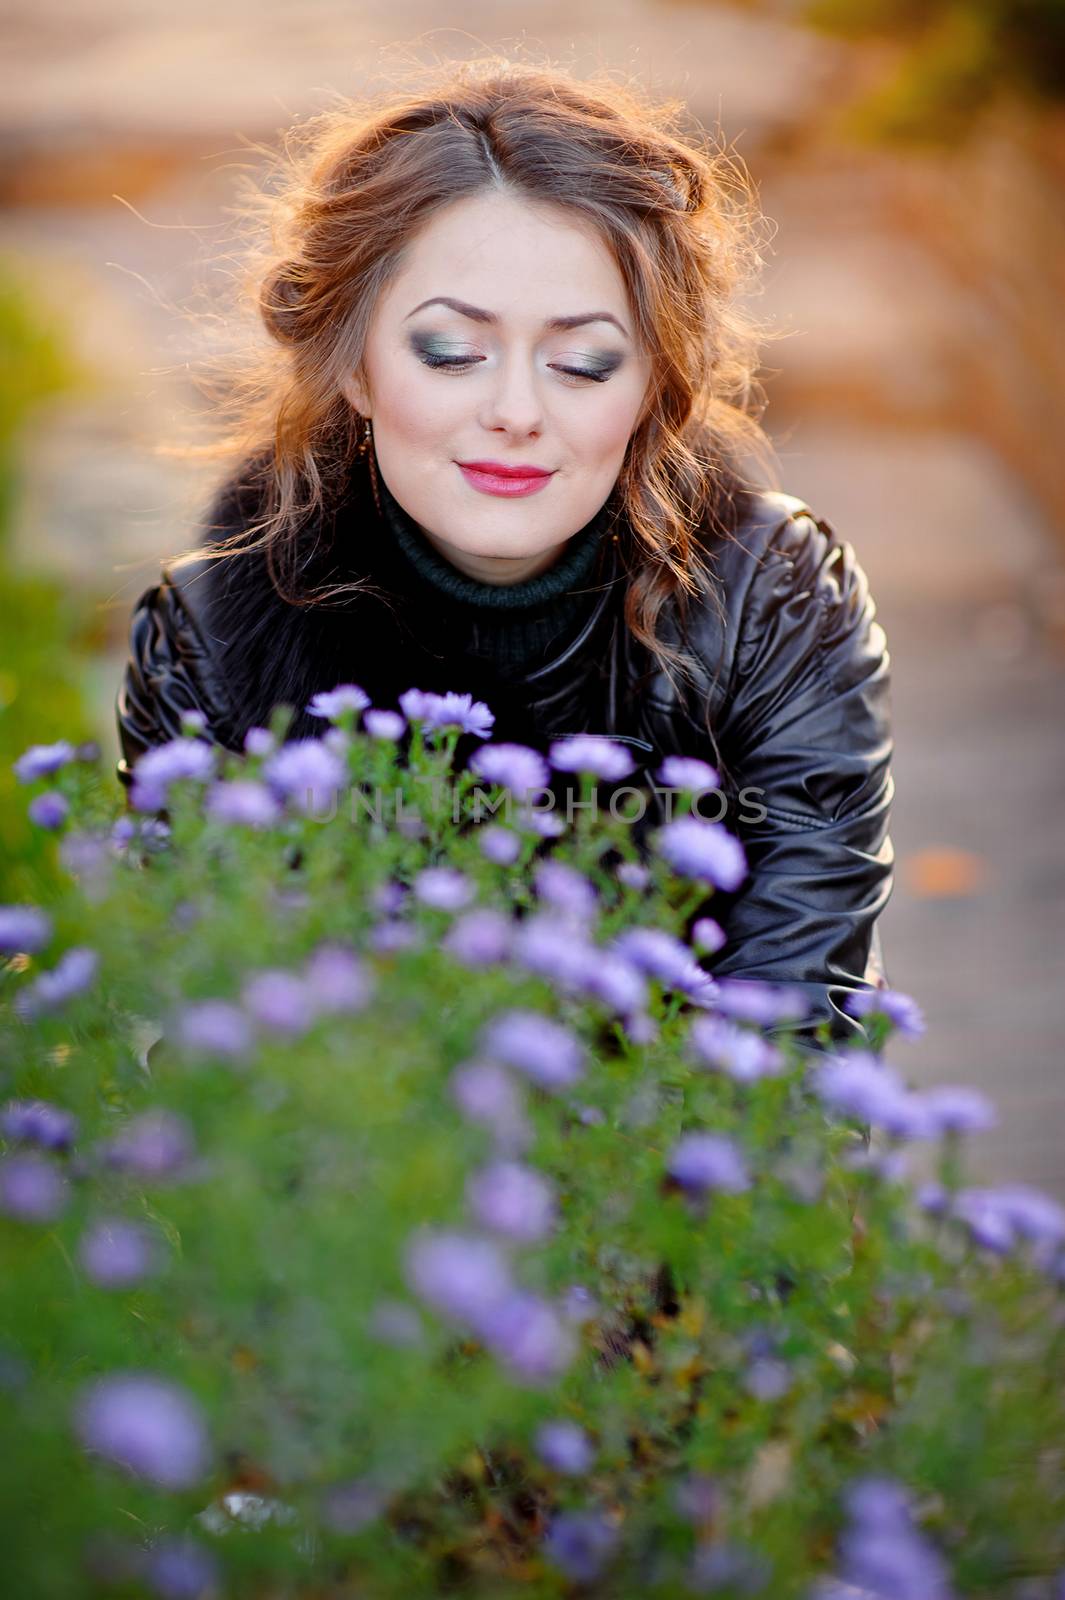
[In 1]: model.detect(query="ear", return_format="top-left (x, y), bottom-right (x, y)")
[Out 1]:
top-left (338, 368), bottom-right (371, 417)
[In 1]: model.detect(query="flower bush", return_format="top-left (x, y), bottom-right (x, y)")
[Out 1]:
top-left (1, 688), bottom-right (1064, 1599)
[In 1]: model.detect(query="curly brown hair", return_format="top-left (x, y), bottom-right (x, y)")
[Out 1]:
top-left (166, 52), bottom-right (786, 700)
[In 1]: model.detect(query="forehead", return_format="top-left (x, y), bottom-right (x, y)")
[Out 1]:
top-left (380, 191), bottom-right (630, 324)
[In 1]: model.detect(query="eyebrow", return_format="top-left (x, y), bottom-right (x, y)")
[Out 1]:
top-left (404, 296), bottom-right (630, 339)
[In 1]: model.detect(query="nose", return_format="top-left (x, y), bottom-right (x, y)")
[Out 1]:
top-left (479, 350), bottom-right (545, 438)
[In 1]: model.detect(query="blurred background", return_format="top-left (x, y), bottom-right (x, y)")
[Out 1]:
top-left (1, 0), bottom-right (1063, 1192)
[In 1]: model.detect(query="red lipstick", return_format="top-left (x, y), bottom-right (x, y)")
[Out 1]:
top-left (456, 460), bottom-right (556, 498)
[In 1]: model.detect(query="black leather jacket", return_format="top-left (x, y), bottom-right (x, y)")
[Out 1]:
top-left (115, 467), bottom-right (894, 1045)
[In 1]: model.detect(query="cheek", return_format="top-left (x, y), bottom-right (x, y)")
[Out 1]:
top-left (373, 364), bottom-right (455, 447)
top-left (577, 387), bottom-right (645, 466)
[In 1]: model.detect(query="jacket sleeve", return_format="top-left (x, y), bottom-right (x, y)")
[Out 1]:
top-left (700, 509), bottom-right (895, 1048)
top-left (114, 576), bottom-right (238, 798)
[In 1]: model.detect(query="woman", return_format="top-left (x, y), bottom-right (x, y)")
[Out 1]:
top-left (115, 60), bottom-right (893, 1044)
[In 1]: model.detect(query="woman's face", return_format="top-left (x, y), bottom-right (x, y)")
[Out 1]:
top-left (342, 189), bottom-right (653, 586)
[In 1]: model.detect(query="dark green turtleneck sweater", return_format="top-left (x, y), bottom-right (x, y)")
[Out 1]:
top-left (376, 475), bottom-right (611, 680)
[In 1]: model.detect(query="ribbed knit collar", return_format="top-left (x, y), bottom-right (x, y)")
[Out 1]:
top-left (375, 473), bottom-right (614, 678)
top-left (377, 474), bottom-right (607, 604)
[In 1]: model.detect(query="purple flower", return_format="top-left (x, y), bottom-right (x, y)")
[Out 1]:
top-left (713, 977), bottom-right (808, 1025)
top-left (916, 1181), bottom-right (950, 1217)
top-left (133, 740), bottom-right (216, 793)
top-left (624, 1011), bottom-right (659, 1044)
top-left (469, 742), bottom-right (549, 795)
top-left (535, 1420), bottom-right (593, 1475)
top-left (812, 1054), bottom-right (933, 1141)
top-left (15, 946), bottom-right (97, 1019)
top-left (533, 859), bottom-right (598, 921)
top-left (450, 1061), bottom-right (530, 1151)
top-left (561, 1284), bottom-right (599, 1324)
top-left (0, 1152), bottom-right (68, 1221)
top-left (582, 950), bottom-right (649, 1017)
top-left (831, 1474), bottom-right (954, 1600)
top-left (320, 1478), bottom-right (389, 1537)
top-left (363, 708), bottom-right (406, 741)
top-left (243, 726), bottom-right (275, 756)
top-left (616, 860), bottom-right (650, 891)
top-left (512, 912), bottom-right (597, 989)
top-left (480, 1010), bottom-right (585, 1090)
top-left (368, 920), bottom-right (422, 955)
top-left (656, 755), bottom-right (719, 792)
top-left (130, 781), bottom-right (168, 814)
top-left (263, 739), bottom-right (347, 814)
top-left (404, 1229), bottom-right (513, 1326)
top-left (479, 826), bottom-right (522, 866)
top-left (666, 1132), bottom-right (750, 1195)
top-left (743, 1357), bottom-right (792, 1401)
top-left (466, 1160), bottom-right (556, 1242)
top-left (992, 1183), bottom-right (1065, 1246)
top-left (111, 815), bottom-right (137, 849)
top-left (689, 1015), bottom-right (785, 1083)
top-left (516, 922), bottom-right (647, 1020)
top-left (412, 866), bottom-right (475, 911)
top-left (845, 1476), bottom-right (913, 1527)
top-left (918, 1085), bottom-right (997, 1136)
top-left (514, 804), bottom-right (566, 838)
top-left (370, 879), bottom-right (408, 916)
top-left (611, 926), bottom-right (708, 996)
top-left (688, 1541), bottom-right (770, 1595)
top-left (242, 970), bottom-right (316, 1035)
top-left (443, 909), bottom-right (513, 967)
top-left (144, 1535), bottom-right (220, 1600)
top-left (657, 817), bottom-right (746, 891)
top-left (105, 1110), bottom-right (196, 1182)
top-left (691, 916), bottom-right (726, 955)
top-left (13, 740), bottom-right (76, 783)
top-left (1, 1098), bottom-right (77, 1150)
top-left (953, 1183), bottom-right (1065, 1254)
top-left (174, 1000), bottom-right (254, 1061)
top-left (204, 779), bottom-right (281, 829)
top-left (28, 790), bottom-right (69, 829)
top-left (74, 1373), bottom-right (210, 1489)
top-left (306, 683), bottom-right (370, 720)
top-left (548, 735), bottom-right (635, 781)
top-left (423, 691), bottom-right (495, 738)
top-left (303, 944), bottom-right (373, 1013)
top-left (59, 832), bottom-right (111, 895)
top-left (262, 736), bottom-right (348, 812)
top-left (952, 1190), bottom-right (1016, 1254)
top-left (398, 688), bottom-right (438, 723)
top-left (844, 987), bottom-right (926, 1040)
top-left (79, 1217), bottom-right (162, 1288)
top-left (673, 1473), bottom-right (720, 1524)
top-left (0, 904), bottom-right (52, 954)
top-left (476, 1290), bottom-right (576, 1384)
top-left (543, 1509), bottom-right (617, 1582)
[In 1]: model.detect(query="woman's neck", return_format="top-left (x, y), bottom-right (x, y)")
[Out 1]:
top-left (376, 475), bottom-right (609, 611)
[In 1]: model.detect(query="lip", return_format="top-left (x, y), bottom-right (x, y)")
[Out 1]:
top-left (456, 460), bottom-right (556, 499)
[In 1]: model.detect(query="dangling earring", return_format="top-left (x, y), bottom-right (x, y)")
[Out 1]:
top-left (357, 414), bottom-right (382, 518)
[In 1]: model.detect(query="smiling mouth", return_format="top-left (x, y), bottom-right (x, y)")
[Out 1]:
top-left (456, 463), bottom-right (556, 498)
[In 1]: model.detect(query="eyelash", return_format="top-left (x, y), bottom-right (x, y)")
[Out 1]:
top-left (417, 352), bottom-right (612, 385)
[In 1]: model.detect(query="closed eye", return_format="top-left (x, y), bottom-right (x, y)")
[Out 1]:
top-left (417, 352), bottom-right (615, 385)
